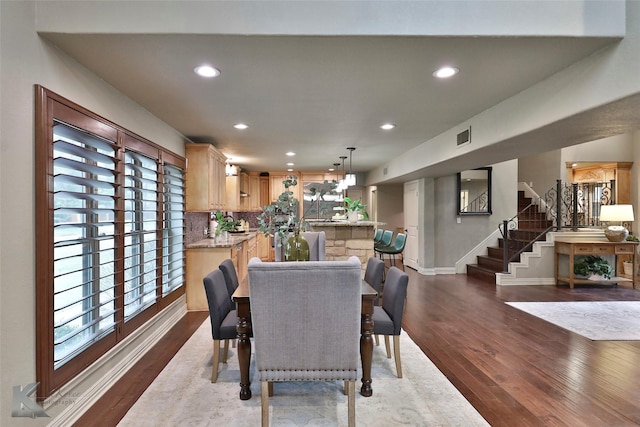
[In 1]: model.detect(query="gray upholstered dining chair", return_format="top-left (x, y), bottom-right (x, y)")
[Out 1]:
top-left (372, 266), bottom-right (409, 378)
top-left (364, 256), bottom-right (386, 346)
top-left (248, 256), bottom-right (361, 427)
top-left (218, 258), bottom-right (239, 298)
top-left (274, 231), bottom-right (326, 261)
top-left (203, 269), bottom-right (238, 383)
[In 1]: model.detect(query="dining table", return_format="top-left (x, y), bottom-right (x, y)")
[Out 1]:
top-left (231, 277), bottom-right (378, 400)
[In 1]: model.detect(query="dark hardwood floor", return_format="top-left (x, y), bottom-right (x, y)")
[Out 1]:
top-left (77, 269), bottom-right (640, 426)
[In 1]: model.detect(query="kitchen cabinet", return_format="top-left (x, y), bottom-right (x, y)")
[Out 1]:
top-left (270, 172), bottom-right (301, 204)
top-left (226, 175), bottom-right (240, 211)
top-left (185, 233), bottom-right (258, 310)
top-left (260, 176), bottom-right (270, 208)
top-left (185, 143), bottom-right (226, 211)
top-left (240, 172), bottom-right (262, 211)
top-left (257, 232), bottom-right (270, 261)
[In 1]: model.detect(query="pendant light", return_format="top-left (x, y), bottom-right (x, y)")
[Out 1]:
top-left (345, 147), bottom-right (356, 187)
top-left (337, 156), bottom-right (347, 192)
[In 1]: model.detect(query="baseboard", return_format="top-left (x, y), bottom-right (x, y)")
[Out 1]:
top-left (496, 274), bottom-right (557, 286)
top-left (47, 297), bottom-right (187, 426)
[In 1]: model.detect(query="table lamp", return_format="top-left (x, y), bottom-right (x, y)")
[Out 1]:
top-left (599, 204), bottom-right (634, 242)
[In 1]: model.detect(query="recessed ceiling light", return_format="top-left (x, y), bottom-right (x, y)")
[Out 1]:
top-left (328, 168), bottom-right (335, 172)
top-left (433, 66), bottom-right (459, 79)
top-left (286, 162), bottom-right (294, 166)
top-left (194, 65), bottom-right (221, 78)
top-left (286, 152), bottom-right (296, 157)
top-left (380, 123), bottom-right (395, 130)
top-left (287, 168), bottom-right (294, 172)
top-left (233, 123), bottom-right (248, 130)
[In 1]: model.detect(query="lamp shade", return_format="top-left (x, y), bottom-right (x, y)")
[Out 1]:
top-left (344, 173), bottom-right (356, 187)
top-left (600, 204), bottom-right (634, 242)
top-left (599, 204), bottom-right (634, 222)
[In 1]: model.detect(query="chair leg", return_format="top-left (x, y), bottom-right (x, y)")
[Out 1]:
top-left (374, 334), bottom-right (380, 346)
top-left (347, 380), bottom-right (356, 427)
top-left (222, 339), bottom-right (230, 363)
top-left (384, 335), bottom-right (391, 358)
top-left (211, 340), bottom-right (220, 383)
top-left (393, 335), bottom-right (402, 378)
top-left (261, 381), bottom-right (270, 427)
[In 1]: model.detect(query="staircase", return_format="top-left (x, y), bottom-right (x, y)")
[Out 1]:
top-left (467, 191), bottom-right (553, 283)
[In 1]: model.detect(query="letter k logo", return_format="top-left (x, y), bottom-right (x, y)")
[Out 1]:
top-left (12, 383), bottom-right (49, 418)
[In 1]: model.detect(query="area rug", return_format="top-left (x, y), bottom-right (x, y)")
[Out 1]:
top-left (506, 301), bottom-right (640, 341)
top-left (118, 320), bottom-right (489, 426)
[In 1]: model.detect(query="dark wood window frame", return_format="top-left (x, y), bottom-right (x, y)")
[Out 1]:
top-left (35, 85), bottom-right (186, 398)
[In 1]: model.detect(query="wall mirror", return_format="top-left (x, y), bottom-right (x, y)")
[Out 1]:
top-left (457, 167), bottom-right (492, 215)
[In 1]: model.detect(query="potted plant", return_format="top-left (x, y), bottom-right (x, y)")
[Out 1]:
top-left (573, 255), bottom-right (613, 280)
top-left (343, 197), bottom-right (369, 223)
top-left (211, 211), bottom-right (239, 242)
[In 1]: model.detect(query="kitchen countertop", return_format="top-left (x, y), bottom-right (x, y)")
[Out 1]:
top-left (305, 220), bottom-right (382, 227)
top-left (187, 230), bottom-right (259, 249)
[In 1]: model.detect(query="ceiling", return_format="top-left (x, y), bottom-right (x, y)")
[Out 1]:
top-left (41, 32), bottom-right (615, 178)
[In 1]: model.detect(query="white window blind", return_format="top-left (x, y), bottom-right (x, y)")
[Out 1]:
top-left (162, 164), bottom-right (185, 296)
top-left (52, 122), bottom-right (118, 368)
top-left (124, 151), bottom-right (159, 321)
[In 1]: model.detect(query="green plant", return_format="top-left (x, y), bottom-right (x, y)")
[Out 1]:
top-left (626, 233), bottom-right (639, 242)
top-left (212, 211), bottom-right (239, 235)
top-left (257, 176), bottom-right (337, 245)
top-left (573, 255), bottom-right (613, 279)
top-left (343, 197), bottom-right (369, 220)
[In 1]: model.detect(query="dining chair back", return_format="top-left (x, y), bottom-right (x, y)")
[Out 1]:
top-left (372, 266), bottom-right (409, 378)
top-left (218, 258), bottom-right (239, 298)
top-left (364, 256), bottom-right (385, 306)
top-left (203, 269), bottom-right (239, 383)
top-left (248, 256), bottom-right (362, 427)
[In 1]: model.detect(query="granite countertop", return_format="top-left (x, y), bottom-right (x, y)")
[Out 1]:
top-left (187, 230), bottom-right (259, 249)
top-left (306, 220), bottom-right (382, 227)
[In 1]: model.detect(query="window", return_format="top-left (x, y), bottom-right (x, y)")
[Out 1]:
top-left (36, 86), bottom-right (185, 397)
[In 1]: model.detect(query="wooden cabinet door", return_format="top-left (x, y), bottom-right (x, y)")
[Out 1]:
top-left (185, 144), bottom-right (226, 212)
top-left (260, 176), bottom-right (270, 208)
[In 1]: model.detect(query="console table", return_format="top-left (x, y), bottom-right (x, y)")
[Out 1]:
top-left (555, 240), bottom-right (638, 289)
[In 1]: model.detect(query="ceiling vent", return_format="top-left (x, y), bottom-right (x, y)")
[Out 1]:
top-left (457, 126), bottom-right (471, 147)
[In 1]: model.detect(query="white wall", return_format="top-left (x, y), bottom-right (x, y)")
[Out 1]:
top-left (0, 2), bottom-right (186, 425)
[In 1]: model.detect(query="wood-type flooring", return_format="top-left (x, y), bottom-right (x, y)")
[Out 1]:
top-left (76, 268), bottom-right (640, 426)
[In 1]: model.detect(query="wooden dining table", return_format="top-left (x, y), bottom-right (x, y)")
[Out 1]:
top-left (231, 278), bottom-right (378, 401)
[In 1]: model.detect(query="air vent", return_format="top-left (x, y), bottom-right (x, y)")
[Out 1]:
top-left (457, 126), bottom-right (471, 147)
top-left (383, 167), bottom-right (388, 175)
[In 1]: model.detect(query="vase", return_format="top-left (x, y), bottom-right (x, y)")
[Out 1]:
top-left (285, 231), bottom-right (310, 261)
top-left (347, 211), bottom-right (359, 223)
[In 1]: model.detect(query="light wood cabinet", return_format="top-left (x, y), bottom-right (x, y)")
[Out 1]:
top-left (226, 175), bottom-right (240, 211)
top-left (185, 144), bottom-right (226, 212)
top-left (185, 247), bottom-right (231, 311)
top-left (240, 172), bottom-right (262, 211)
top-left (270, 172), bottom-right (301, 203)
top-left (257, 232), bottom-right (270, 261)
top-left (260, 175), bottom-right (270, 208)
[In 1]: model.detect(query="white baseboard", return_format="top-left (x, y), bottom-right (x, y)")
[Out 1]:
top-left (47, 297), bottom-right (187, 426)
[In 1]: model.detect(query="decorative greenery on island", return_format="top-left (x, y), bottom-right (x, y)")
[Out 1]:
top-left (343, 196), bottom-right (369, 220)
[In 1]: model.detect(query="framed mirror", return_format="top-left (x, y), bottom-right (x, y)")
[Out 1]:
top-left (457, 167), bottom-right (492, 215)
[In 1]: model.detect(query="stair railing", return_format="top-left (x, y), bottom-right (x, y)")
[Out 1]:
top-left (499, 179), bottom-right (615, 272)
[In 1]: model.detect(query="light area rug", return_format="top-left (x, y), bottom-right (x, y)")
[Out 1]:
top-left (118, 319), bottom-right (489, 427)
top-left (506, 301), bottom-right (640, 341)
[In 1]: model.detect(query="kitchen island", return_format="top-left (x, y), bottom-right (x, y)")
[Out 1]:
top-left (307, 220), bottom-right (380, 272)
